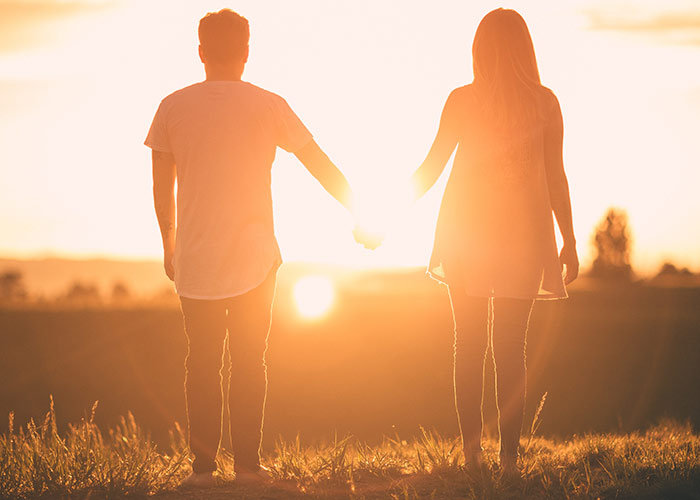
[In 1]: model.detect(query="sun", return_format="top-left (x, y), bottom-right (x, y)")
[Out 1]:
top-left (293, 276), bottom-right (335, 319)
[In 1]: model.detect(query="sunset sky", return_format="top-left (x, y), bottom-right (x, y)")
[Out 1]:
top-left (1, 0), bottom-right (699, 274)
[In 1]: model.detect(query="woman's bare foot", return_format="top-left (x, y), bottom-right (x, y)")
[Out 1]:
top-left (234, 464), bottom-right (273, 484)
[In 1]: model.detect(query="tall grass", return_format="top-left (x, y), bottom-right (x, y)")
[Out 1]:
top-left (1, 400), bottom-right (699, 499)
top-left (0, 397), bottom-right (188, 499)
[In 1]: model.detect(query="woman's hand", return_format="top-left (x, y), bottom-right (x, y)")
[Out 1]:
top-left (559, 243), bottom-right (579, 285)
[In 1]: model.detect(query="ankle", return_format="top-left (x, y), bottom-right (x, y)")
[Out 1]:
top-left (235, 463), bottom-right (262, 474)
top-left (500, 453), bottom-right (519, 468)
top-left (463, 446), bottom-right (483, 466)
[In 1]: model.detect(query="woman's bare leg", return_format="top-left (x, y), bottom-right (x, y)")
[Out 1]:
top-left (492, 297), bottom-right (533, 467)
top-left (449, 288), bottom-right (490, 464)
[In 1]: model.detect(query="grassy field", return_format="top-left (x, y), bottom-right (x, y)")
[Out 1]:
top-left (2, 401), bottom-right (700, 500)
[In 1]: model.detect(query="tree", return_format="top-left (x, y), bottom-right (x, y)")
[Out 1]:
top-left (0, 269), bottom-right (28, 303)
top-left (590, 208), bottom-right (633, 281)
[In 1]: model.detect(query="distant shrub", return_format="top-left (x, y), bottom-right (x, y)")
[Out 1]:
top-left (63, 281), bottom-right (101, 306)
top-left (110, 281), bottom-right (131, 303)
top-left (0, 269), bottom-right (28, 304)
top-left (655, 262), bottom-right (694, 278)
top-left (650, 262), bottom-right (698, 287)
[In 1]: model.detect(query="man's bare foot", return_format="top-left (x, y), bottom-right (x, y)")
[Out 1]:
top-left (180, 471), bottom-right (218, 488)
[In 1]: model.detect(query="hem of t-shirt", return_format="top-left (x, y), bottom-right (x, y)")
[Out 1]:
top-left (144, 141), bottom-right (171, 152)
top-left (175, 259), bottom-right (281, 300)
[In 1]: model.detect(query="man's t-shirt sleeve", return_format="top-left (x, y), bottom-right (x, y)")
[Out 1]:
top-left (273, 95), bottom-right (313, 153)
top-left (144, 100), bottom-right (172, 153)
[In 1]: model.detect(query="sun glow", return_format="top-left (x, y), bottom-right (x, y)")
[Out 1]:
top-left (293, 276), bottom-right (335, 319)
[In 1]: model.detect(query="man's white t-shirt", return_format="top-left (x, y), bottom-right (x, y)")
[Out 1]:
top-left (145, 80), bottom-right (313, 299)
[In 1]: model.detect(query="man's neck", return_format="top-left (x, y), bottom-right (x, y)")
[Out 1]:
top-left (204, 63), bottom-right (244, 82)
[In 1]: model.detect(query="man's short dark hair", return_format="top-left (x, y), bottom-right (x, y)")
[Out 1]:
top-left (198, 9), bottom-right (249, 64)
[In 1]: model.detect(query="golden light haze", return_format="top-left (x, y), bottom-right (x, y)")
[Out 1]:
top-left (1, 0), bottom-right (699, 274)
top-left (294, 275), bottom-right (335, 319)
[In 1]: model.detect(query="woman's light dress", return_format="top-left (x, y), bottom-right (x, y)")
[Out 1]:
top-left (429, 84), bottom-right (567, 300)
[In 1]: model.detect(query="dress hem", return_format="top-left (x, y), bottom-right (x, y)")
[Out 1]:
top-left (426, 269), bottom-right (568, 301)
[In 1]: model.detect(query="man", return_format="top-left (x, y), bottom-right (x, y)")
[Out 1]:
top-left (145, 9), bottom-right (353, 486)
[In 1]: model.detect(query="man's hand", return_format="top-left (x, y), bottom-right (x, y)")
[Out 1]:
top-left (560, 243), bottom-right (579, 285)
top-left (164, 251), bottom-right (175, 281)
top-left (152, 149), bottom-right (177, 281)
top-left (163, 237), bottom-right (175, 281)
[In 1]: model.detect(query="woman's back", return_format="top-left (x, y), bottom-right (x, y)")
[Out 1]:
top-left (454, 83), bottom-right (555, 187)
top-left (406, 8), bottom-right (577, 299)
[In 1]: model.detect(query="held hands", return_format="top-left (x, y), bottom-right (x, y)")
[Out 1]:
top-left (559, 243), bottom-right (579, 285)
top-left (350, 181), bottom-right (414, 250)
top-left (352, 196), bottom-right (388, 250)
top-left (352, 223), bottom-right (385, 250)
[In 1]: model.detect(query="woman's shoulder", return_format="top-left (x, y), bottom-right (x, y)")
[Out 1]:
top-left (449, 84), bottom-right (473, 99)
top-left (538, 86), bottom-right (560, 109)
top-left (445, 84), bottom-right (476, 110)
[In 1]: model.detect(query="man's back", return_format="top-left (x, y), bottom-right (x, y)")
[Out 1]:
top-left (146, 81), bottom-right (311, 299)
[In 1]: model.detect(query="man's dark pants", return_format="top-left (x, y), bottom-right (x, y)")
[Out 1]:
top-left (179, 268), bottom-right (277, 473)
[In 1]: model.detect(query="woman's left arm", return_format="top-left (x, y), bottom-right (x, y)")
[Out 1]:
top-left (353, 90), bottom-right (461, 249)
top-left (544, 93), bottom-right (579, 284)
top-left (410, 89), bottom-right (461, 200)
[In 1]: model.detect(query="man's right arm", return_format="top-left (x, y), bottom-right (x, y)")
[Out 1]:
top-left (294, 140), bottom-right (354, 212)
top-left (152, 150), bottom-right (177, 281)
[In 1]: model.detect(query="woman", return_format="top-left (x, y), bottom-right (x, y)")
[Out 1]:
top-left (410, 8), bottom-right (579, 471)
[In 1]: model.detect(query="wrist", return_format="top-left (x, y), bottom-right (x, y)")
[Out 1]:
top-left (410, 177), bottom-right (423, 202)
top-left (345, 191), bottom-right (356, 214)
top-left (162, 234), bottom-right (175, 251)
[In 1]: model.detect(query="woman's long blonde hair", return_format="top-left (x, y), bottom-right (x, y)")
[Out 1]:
top-left (472, 9), bottom-right (545, 130)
